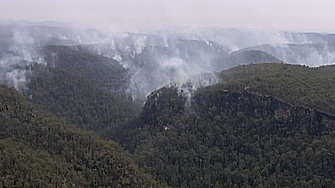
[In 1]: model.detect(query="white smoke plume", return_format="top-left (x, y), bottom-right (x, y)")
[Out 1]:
top-left (0, 29), bottom-right (45, 90)
top-left (1, 21), bottom-right (335, 103)
top-left (0, 21), bottom-right (113, 90)
top-left (80, 31), bottom-right (223, 102)
top-left (124, 56), bottom-right (219, 102)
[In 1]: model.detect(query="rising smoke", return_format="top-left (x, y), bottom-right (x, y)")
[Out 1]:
top-left (1, 21), bottom-right (335, 101)
top-left (0, 28), bottom-right (45, 90)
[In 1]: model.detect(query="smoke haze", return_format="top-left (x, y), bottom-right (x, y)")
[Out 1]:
top-left (2, 0), bottom-right (335, 33)
top-left (1, 21), bottom-right (335, 101)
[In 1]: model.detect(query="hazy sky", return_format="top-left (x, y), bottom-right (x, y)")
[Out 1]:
top-left (1, 0), bottom-right (335, 32)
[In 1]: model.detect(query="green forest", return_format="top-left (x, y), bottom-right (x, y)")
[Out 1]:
top-left (2, 45), bottom-right (335, 187)
top-left (0, 85), bottom-right (164, 187)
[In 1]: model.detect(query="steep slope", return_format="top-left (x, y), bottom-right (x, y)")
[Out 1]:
top-left (105, 64), bottom-right (335, 187)
top-left (20, 38), bottom-right (226, 127)
top-left (24, 45), bottom-right (139, 129)
top-left (0, 84), bottom-right (164, 187)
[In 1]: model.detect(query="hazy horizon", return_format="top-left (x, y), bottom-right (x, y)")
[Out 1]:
top-left (1, 0), bottom-right (335, 33)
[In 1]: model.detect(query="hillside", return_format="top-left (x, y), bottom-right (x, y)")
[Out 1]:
top-left (24, 45), bottom-right (139, 129)
top-left (3, 19), bottom-right (335, 188)
top-left (240, 43), bottom-right (335, 66)
top-left (218, 63), bottom-right (335, 113)
top-left (104, 64), bottom-right (335, 187)
top-left (3, 56), bottom-right (335, 187)
top-left (0, 84), bottom-right (164, 187)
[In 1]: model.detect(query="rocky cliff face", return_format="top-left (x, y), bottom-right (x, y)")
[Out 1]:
top-left (140, 86), bottom-right (335, 133)
top-left (193, 89), bottom-right (335, 132)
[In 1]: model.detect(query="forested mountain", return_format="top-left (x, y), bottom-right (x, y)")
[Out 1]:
top-left (0, 84), bottom-right (165, 187)
top-left (24, 45), bottom-right (139, 129)
top-left (3, 58), bottom-right (335, 187)
top-left (104, 63), bottom-right (335, 187)
top-left (17, 39), bottom-right (224, 128)
top-left (2, 21), bottom-right (335, 187)
top-left (219, 63), bottom-right (335, 113)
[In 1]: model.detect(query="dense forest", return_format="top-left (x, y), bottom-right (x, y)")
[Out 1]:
top-left (2, 39), bottom-right (335, 187)
top-left (24, 45), bottom-right (140, 129)
top-left (103, 63), bottom-right (335, 187)
top-left (105, 83), bottom-right (335, 187)
top-left (0, 85), bottom-right (166, 187)
top-left (219, 63), bottom-right (335, 113)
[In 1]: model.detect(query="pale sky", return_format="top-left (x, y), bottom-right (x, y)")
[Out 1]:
top-left (1, 0), bottom-right (335, 32)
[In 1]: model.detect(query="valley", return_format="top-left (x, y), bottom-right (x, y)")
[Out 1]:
top-left (1, 21), bottom-right (335, 187)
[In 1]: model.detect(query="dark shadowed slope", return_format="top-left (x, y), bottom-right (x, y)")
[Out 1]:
top-left (24, 45), bottom-right (139, 129)
top-left (0, 84), bottom-right (165, 187)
